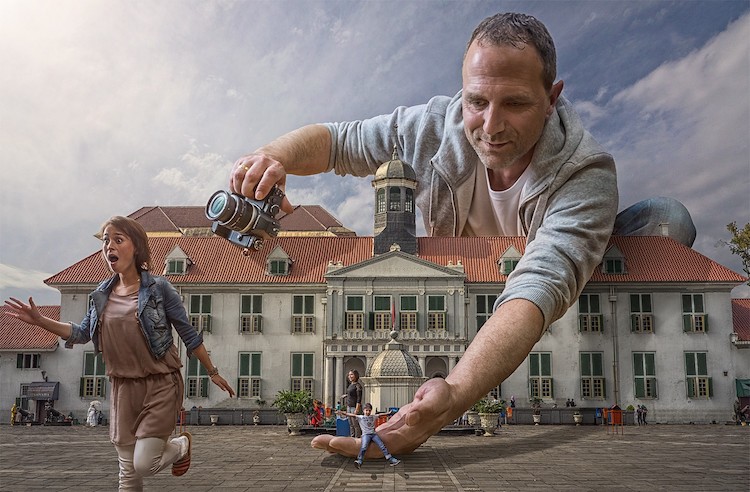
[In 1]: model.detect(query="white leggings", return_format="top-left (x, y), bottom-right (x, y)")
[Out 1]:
top-left (114, 436), bottom-right (182, 491)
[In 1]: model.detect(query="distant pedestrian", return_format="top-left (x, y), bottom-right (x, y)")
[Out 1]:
top-left (641, 405), bottom-right (648, 424)
top-left (338, 403), bottom-right (400, 469)
top-left (636, 405), bottom-right (643, 426)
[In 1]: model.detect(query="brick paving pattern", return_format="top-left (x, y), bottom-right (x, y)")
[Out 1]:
top-left (0, 424), bottom-right (748, 491)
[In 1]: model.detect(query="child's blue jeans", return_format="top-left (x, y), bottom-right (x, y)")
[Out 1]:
top-left (358, 432), bottom-right (391, 462)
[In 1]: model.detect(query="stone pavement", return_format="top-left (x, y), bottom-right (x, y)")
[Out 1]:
top-left (0, 423), bottom-right (748, 491)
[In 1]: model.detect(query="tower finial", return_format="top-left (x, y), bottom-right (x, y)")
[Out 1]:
top-left (391, 145), bottom-right (398, 161)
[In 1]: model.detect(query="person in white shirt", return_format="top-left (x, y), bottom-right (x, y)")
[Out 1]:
top-left (338, 404), bottom-right (400, 469)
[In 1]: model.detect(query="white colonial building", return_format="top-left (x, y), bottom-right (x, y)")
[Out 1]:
top-left (2, 156), bottom-right (748, 425)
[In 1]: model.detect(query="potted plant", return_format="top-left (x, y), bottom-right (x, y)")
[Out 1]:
top-left (475, 398), bottom-right (505, 436)
top-left (573, 410), bottom-right (582, 426)
top-left (272, 389), bottom-right (313, 436)
top-left (531, 397), bottom-right (542, 425)
top-left (466, 401), bottom-right (481, 428)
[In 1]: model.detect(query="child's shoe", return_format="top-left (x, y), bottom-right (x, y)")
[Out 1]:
top-left (388, 457), bottom-right (400, 466)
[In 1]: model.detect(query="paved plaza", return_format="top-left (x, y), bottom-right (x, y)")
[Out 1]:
top-left (0, 423), bottom-right (748, 491)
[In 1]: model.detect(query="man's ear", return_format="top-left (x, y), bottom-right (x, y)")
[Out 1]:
top-left (547, 80), bottom-right (564, 117)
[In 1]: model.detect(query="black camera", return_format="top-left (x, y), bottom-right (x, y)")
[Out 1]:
top-left (205, 187), bottom-right (283, 253)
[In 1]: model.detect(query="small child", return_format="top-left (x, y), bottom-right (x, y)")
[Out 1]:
top-left (338, 403), bottom-right (400, 468)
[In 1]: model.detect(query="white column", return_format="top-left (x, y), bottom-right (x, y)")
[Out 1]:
top-left (324, 356), bottom-right (334, 408)
top-left (448, 355), bottom-right (456, 374)
top-left (334, 356), bottom-right (344, 408)
top-left (419, 356), bottom-right (426, 378)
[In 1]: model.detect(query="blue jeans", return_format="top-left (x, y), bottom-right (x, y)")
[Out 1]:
top-left (613, 197), bottom-right (696, 247)
top-left (358, 432), bottom-right (391, 462)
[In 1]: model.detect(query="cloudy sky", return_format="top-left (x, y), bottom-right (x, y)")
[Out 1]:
top-left (1, 0), bottom-right (749, 305)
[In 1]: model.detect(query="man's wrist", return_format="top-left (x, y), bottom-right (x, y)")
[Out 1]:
top-left (207, 366), bottom-right (219, 377)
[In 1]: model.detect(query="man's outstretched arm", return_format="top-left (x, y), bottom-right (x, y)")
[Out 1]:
top-left (311, 298), bottom-right (544, 457)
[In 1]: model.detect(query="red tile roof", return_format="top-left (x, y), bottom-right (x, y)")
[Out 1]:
top-left (278, 205), bottom-right (345, 231)
top-left (732, 298), bottom-right (750, 341)
top-left (0, 306), bottom-right (60, 351)
top-left (128, 206), bottom-right (210, 233)
top-left (45, 235), bottom-right (746, 287)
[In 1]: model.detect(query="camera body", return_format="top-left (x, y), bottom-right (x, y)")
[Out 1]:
top-left (205, 187), bottom-right (283, 253)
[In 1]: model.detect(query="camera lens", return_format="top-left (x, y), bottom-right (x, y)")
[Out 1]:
top-left (205, 190), bottom-right (260, 234)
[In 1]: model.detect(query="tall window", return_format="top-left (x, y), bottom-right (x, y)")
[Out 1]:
top-left (476, 294), bottom-right (497, 331)
top-left (291, 353), bottom-right (314, 394)
top-left (190, 294), bottom-right (212, 333)
top-left (292, 295), bottom-right (315, 333)
top-left (580, 352), bottom-right (606, 399)
top-left (578, 294), bottom-right (602, 333)
top-left (529, 352), bottom-right (553, 399)
top-left (376, 189), bottom-right (386, 213)
top-left (17, 353), bottom-right (41, 369)
top-left (240, 294), bottom-right (263, 333)
top-left (427, 295), bottom-right (446, 330)
top-left (186, 355), bottom-right (209, 398)
top-left (346, 296), bottom-right (364, 330)
top-left (80, 352), bottom-right (106, 398)
top-left (389, 187), bottom-right (401, 211)
top-left (238, 352), bottom-right (262, 398)
top-left (682, 294), bottom-right (708, 333)
top-left (630, 294), bottom-right (653, 333)
top-left (374, 296), bottom-right (392, 330)
top-left (400, 296), bottom-right (417, 331)
top-left (633, 352), bottom-right (658, 398)
top-left (405, 189), bottom-right (414, 213)
top-left (685, 352), bottom-right (712, 398)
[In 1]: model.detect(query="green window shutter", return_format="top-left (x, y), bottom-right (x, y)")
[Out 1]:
top-left (708, 377), bottom-right (713, 397)
top-left (581, 353), bottom-right (591, 376)
top-left (697, 353), bottom-right (707, 375)
top-left (703, 315), bottom-right (709, 332)
top-left (240, 354), bottom-right (250, 376)
top-left (550, 378), bottom-right (554, 398)
top-left (635, 379), bottom-right (645, 398)
top-left (303, 353), bottom-right (313, 377)
top-left (79, 377), bottom-right (85, 398)
top-left (601, 379), bottom-right (606, 399)
top-left (633, 353), bottom-right (644, 376)
top-left (251, 353), bottom-right (261, 376)
top-left (578, 316), bottom-right (584, 333)
top-left (685, 353), bottom-right (696, 376)
top-left (592, 353), bottom-right (603, 376)
top-left (530, 354), bottom-right (540, 377)
top-left (694, 295), bottom-right (704, 312)
top-left (651, 378), bottom-right (658, 398)
top-left (100, 381), bottom-right (107, 398)
top-left (597, 315), bottom-right (604, 334)
top-left (645, 353), bottom-right (655, 376)
top-left (681, 294), bottom-right (691, 313)
top-left (630, 314), bottom-right (637, 332)
top-left (292, 354), bottom-right (301, 377)
top-left (541, 353), bottom-right (551, 376)
top-left (200, 378), bottom-right (209, 397)
top-left (686, 377), bottom-right (695, 398)
top-left (630, 294), bottom-right (640, 312)
top-left (682, 314), bottom-right (692, 332)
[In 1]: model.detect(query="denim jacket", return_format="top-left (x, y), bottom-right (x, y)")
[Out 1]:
top-left (65, 271), bottom-right (204, 359)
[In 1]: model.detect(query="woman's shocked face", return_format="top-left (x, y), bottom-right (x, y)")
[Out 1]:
top-left (102, 225), bottom-right (137, 274)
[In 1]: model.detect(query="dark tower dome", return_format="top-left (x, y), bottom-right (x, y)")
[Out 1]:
top-left (371, 147), bottom-right (418, 255)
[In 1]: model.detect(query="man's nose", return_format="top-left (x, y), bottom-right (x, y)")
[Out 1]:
top-left (483, 105), bottom-right (505, 136)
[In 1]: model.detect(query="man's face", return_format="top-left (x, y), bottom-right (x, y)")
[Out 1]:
top-left (462, 40), bottom-right (562, 173)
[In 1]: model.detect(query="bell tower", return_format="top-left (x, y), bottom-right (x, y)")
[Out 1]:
top-left (372, 147), bottom-right (417, 255)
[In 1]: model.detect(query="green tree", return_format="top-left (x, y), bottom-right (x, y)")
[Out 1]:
top-left (722, 222), bottom-right (750, 285)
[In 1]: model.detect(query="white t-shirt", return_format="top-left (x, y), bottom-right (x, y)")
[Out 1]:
top-left (356, 414), bottom-right (377, 435)
top-left (464, 165), bottom-right (530, 236)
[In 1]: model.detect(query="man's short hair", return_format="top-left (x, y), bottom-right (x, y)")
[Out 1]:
top-left (467, 12), bottom-right (557, 90)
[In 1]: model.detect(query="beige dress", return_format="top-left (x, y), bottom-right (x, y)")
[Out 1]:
top-left (100, 292), bottom-right (184, 446)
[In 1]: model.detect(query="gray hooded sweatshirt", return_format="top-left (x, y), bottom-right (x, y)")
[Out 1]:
top-left (324, 91), bottom-right (617, 330)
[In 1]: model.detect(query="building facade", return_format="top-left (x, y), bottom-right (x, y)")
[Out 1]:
top-left (2, 164), bottom-right (749, 425)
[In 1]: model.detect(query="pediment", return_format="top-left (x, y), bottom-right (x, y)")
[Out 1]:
top-left (325, 251), bottom-right (464, 279)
